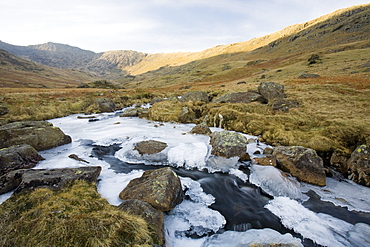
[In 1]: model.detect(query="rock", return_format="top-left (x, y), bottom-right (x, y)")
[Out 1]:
top-left (189, 122), bottom-right (212, 135)
top-left (0, 144), bottom-right (44, 176)
top-left (150, 97), bottom-right (164, 105)
top-left (178, 91), bottom-right (209, 103)
top-left (347, 145), bottom-right (370, 187)
top-left (308, 54), bottom-right (321, 65)
top-left (0, 121), bottom-right (72, 151)
top-left (263, 147), bottom-right (274, 155)
top-left (94, 98), bottom-right (116, 112)
top-left (118, 199), bottom-right (164, 245)
top-left (330, 152), bottom-right (349, 175)
top-left (119, 167), bottom-right (183, 211)
top-left (253, 154), bottom-right (277, 167)
top-left (178, 106), bottom-right (196, 123)
top-left (0, 166), bottom-right (102, 195)
top-left (77, 82), bottom-right (90, 88)
top-left (298, 73), bottom-right (320, 79)
top-left (120, 108), bottom-right (139, 117)
top-left (210, 131), bottom-right (248, 159)
top-left (0, 105), bottom-right (8, 115)
top-left (273, 146), bottom-right (326, 186)
top-left (212, 91), bottom-right (266, 104)
top-left (257, 82), bottom-right (286, 103)
top-left (134, 140), bottom-right (168, 155)
top-left (271, 99), bottom-right (299, 112)
top-left (68, 154), bottom-right (89, 163)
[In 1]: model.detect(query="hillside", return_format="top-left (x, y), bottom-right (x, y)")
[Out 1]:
top-left (119, 3), bottom-right (370, 88)
top-left (0, 49), bottom-right (98, 88)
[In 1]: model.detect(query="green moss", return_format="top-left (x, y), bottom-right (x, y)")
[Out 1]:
top-left (0, 180), bottom-right (153, 247)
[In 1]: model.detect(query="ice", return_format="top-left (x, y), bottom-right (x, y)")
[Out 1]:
top-left (180, 177), bottom-right (215, 206)
top-left (266, 196), bottom-right (355, 247)
top-left (201, 229), bottom-right (303, 247)
top-left (249, 164), bottom-right (302, 199)
top-left (347, 223), bottom-right (370, 247)
top-left (228, 168), bottom-right (249, 182)
top-left (0, 191), bottom-right (14, 205)
top-left (301, 177), bottom-right (370, 213)
top-left (168, 142), bottom-right (209, 170)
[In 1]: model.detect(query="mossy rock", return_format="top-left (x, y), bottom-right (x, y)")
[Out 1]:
top-left (148, 101), bottom-right (182, 122)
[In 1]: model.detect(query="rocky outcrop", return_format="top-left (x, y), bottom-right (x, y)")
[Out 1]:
top-left (0, 144), bottom-right (44, 176)
top-left (273, 146), bottom-right (326, 186)
top-left (119, 167), bottom-right (183, 211)
top-left (0, 166), bottom-right (102, 195)
top-left (258, 82), bottom-right (286, 103)
top-left (347, 145), bottom-right (370, 187)
top-left (179, 91), bottom-right (209, 103)
top-left (118, 199), bottom-right (164, 245)
top-left (212, 91), bottom-right (265, 104)
top-left (190, 122), bottom-right (212, 135)
top-left (210, 131), bottom-right (248, 159)
top-left (271, 99), bottom-right (300, 112)
top-left (134, 140), bottom-right (168, 155)
top-left (93, 98), bottom-right (116, 113)
top-left (0, 121), bottom-right (72, 151)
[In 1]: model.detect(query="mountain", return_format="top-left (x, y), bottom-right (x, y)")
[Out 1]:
top-left (1, 3), bottom-right (369, 88)
top-left (0, 41), bottom-right (147, 79)
top-left (0, 49), bottom-right (97, 88)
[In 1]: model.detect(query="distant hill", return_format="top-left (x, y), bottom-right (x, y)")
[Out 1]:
top-left (1, 3), bottom-right (369, 88)
top-left (0, 49), bottom-right (97, 88)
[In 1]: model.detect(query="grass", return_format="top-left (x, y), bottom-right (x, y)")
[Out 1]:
top-left (0, 180), bottom-right (155, 247)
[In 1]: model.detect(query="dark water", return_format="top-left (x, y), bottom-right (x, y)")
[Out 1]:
top-left (91, 143), bottom-right (370, 247)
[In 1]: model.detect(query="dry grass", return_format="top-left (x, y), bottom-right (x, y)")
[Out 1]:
top-left (0, 180), bottom-right (154, 247)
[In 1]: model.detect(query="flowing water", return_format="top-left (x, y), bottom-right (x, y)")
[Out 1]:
top-left (1, 108), bottom-right (370, 247)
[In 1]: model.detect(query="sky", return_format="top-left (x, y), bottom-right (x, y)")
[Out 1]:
top-left (1, 0), bottom-right (369, 54)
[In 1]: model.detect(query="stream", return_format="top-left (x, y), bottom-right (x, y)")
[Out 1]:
top-left (2, 108), bottom-right (369, 247)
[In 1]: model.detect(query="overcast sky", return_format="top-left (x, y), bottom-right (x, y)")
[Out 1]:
top-left (1, 0), bottom-right (369, 53)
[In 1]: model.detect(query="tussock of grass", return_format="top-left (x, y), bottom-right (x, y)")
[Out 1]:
top-left (0, 180), bottom-right (154, 247)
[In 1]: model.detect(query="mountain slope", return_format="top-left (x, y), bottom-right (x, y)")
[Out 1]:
top-left (0, 49), bottom-right (97, 88)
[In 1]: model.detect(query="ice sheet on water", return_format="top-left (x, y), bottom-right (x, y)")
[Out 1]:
top-left (200, 229), bottom-right (303, 247)
top-left (228, 168), bottom-right (249, 182)
top-left (301, 177), bottom-right (370, 213)
top-left (265, 196), bottom-right (364, 247)
top-left (0, 191), bottom-right (14, 205)
top-left (180, 177), bottom-right (215, 206)
top-left (249, 164), bottom-right (302, 199)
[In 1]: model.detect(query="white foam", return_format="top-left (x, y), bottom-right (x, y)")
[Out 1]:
top-left (266, 196), bottom-right (356, 247)
top-left (301, 177), bottom-right (370, 213)
top-left (249, 165), bottom-right (302, 199)
top-left (201, 229), bottom-right (303, 247)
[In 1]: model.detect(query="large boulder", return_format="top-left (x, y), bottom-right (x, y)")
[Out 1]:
top-left (212, 91), bottom-right (265, 104)
top-left (347, 145), bottom-right (370, 187)
top-left (134, 140), bottom-right (168, 155)
top-left (0, 121), bottom-right (72, 151)
top-left (179, 91), bottom-right (209, 103)
top-left (119, 167), bottom-right (183, 211)
top-left (273, 146), bottom-right (326, 186)
top-left (94, 98), bottom-right (116, 113)
top-left (0, 144), bottom-right (44, 176)
top-left (210, 131), bottom-right (248, 159)
top-left (258, 82), bottom-right (286, 103)
top-left (0, 166), bottom-right (102, 195)
top-left (118, 199), bottom-right (164, 245)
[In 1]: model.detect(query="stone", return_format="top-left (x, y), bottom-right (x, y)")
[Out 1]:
top-left (212, 91), bottom-right (266, 104)
top-left (134, 140), bottom-right (168, 155)
top-left (308, 54), bottom-right (321, 65)
top-left (119, 167), bottom-right (183, 211)
top-left (178, 106), bottom-right (196, 123)
top-left (178, 91), bottom-right (209, 103)
top-left (257, 82), bottom-right (286, 103)
top-left (150, 97), bottom-right (164, 105)
top-left (0, 144), bottom-right (44, 176)
top-left (347, 145), bottom-right (370, 187)
top-left (253, 154), bottom-right (277, 167)
top-left (210, 131), bottom-right (248, 159)
top-left (118, 199), bottom-right (164, 245)
top-left (298, 74), bottom-right (320, 79)
top-left (330, 152), bottom-right (349, 175)
top-left (93, 98), bottom-right (116, 112)
top-left (0, 166), bottom-right (102, 195)
top-left (0, 121), bottom-right (72, 151)
top-left (263, 147), bottom-right (274, 155)
top-left (68, 154), bottom-right (89, 163)
top-left (0, 105), bottom-right (8, 115)
top-left (120, 108), bottom-right (139, 117)
top-left (273, 146), bottom-right (326, 186)
top-left (271, 99), bottom-right (299, 112)
top-left (189, 122), bottom-right (212, 135)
